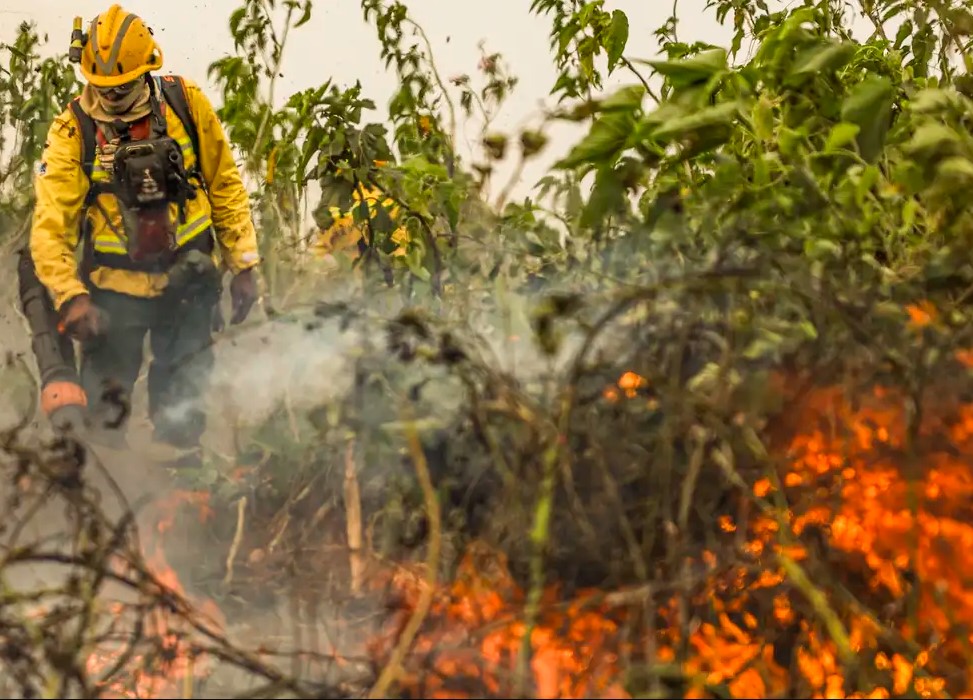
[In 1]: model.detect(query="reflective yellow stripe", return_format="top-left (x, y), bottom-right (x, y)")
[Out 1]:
top-left (93, 237), bottom-right (127, 254)
top-left (92, 211), bottom-right (211, 254)
top-left (175, 212), bottom-right (211, 245)
top-left (90, 12), bottom-right (138, 77)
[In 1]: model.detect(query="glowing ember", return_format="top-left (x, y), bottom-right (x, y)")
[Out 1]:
top-left (603, 370), bottom-right (647, 403)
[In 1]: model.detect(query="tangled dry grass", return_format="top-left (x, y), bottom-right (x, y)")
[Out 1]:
top-left (4, 274), bottom-right (967, 698)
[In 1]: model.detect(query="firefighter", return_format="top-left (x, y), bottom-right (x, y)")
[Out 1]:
top-left (311, 171), bottom-right (411, 263)
top-left (29, 4), bottom-right (260, 468)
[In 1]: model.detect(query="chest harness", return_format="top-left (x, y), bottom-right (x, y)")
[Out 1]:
top-left (68, 75), bottom-right (211, 273)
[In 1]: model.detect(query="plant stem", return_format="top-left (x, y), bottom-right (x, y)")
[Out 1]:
top-left (514, 386), bottom-right (573, 696)
top-left (367, 406), bottom-right (441, 699)
top-left (406, 18), bottom-right (458, 152)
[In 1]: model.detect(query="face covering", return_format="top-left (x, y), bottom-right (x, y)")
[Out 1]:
top-left (79, 78), bottom-right (152, 123)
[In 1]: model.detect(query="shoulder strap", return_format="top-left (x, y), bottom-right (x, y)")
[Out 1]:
top-left (67, 98), bottom-right (100, 285)
top-left (67, 97), bottom-right (113, 224)
top-left (68, 98), bottom-right (97, 183)
top-left (158, 75), bottom-right (202, 171)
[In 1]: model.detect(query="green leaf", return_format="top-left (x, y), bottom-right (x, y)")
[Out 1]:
top-left (600, 84), bottom-right (645, 112)
top-left (751, 96), bottom-right (775, 142)
top-left (742, 329), bottom-right (785, 361)
top-left (196, 465), bottom-right (220, 488)
top-left (229, 7), bottom-right (248, 47)
top-left (579, 38), bottom-right (595, 80)
top-left (805, 238), bottom-right (841, 259)
top-left (405, 245), bottom-right (432, 281)
top-left (946, 7), bottom-right (973, 36)
top-left (605, 10), bottom-right (629, 72)
top-left (294, 0), bottom-right (313, 27)
top-left (778, 126), bottom-right (805, 158)
top-left (377, 227), bottom-right (400, 255)
top-left (313, 177), bottom-right (356, 227)
top-left (580, 169), bottom-right (625, 228)
top-left (641, 101), bottom-right (690, 127)
top-left (840, 75), bottom-right (894, 162)
top-left (788, 41), bottom-right (856, 81)
top-left (651, 100), bottom-right (742, 141)
top-left (902, 198), bottom-right (919, 229)
top-left (825, 122), bottom-right (860, 152)
top-left (687, 362), bottom-right (723, 394)
top-left (556, 111), bottom-right (635, 169)
top-left (956, 74), bottom-right (973, 99)
top-left (798, 320), bottom-right (819, 340)
top-left (894, 19), bottom-right (913, 49)
top-left (640, 48), bottom-right (728, 89)
top-left (903, 122), bottom-right (960, 161)
top-left (909, 88), bottom-right (955, 114)
top-left (937, 156), bottom-right (973, 182)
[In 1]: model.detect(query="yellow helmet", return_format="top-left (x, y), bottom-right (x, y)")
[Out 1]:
top-left (79, 5), bottom-right (163, 88)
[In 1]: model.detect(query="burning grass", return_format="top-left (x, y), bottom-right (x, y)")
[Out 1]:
top-left (366, 541), bottom-right (633, 699)
top-left (359, 372), bottom-right (973, 699)
top-left (0, 435), bottom-right (327, 699)
top-left (6, 318), bottom-right (973, 699)
top-left (79, 491), bottom-right (229, 698)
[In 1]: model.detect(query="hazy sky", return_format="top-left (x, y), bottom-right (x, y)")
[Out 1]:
top-left (0, 0), bottom-right (871, 202)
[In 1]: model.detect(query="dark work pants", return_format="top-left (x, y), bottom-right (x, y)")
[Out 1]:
top-left (79, 287), bottom-right (215, 450)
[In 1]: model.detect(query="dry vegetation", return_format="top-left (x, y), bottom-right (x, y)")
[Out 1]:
top-left (5, 0), bottom-right (973, 697)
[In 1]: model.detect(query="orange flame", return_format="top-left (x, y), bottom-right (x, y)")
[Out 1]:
top-left (662, 381), bottom-right (973, 698)
top-left (372, 544), bottom-right (630, 699)
top-left (79, 367), bottom-right (973, 698)
top-left (85, 489), bottom-right (225, 698)
top-left (370, 375), bottom-right (973, 698)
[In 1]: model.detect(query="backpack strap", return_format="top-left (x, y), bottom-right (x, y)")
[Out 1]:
top-left (67, 97), bottom-right (119, 204)
top-left (67, 96), bottom-right (111, 286)
top-left (157, 75), bottom-right (207, 194)
top-left (68, 98), bottom-right (97, 190)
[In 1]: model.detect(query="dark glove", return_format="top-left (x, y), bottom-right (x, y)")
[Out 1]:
top-left (57, 294), bottom-right (106, 342)
top-left (229, 268), bottom-right (258, 325)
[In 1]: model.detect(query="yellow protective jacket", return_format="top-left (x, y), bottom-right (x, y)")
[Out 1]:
top-left (30, 76), bottom-right (259, 311)
top-left (312, 185), bottom-right (410, 260)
